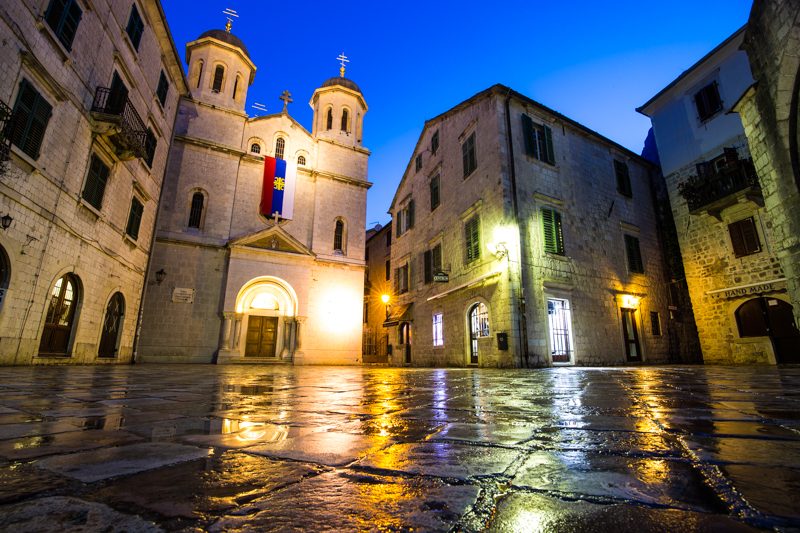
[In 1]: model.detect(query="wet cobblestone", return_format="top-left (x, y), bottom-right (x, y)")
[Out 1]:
top-left (0, 365), bottom-right (798, 531)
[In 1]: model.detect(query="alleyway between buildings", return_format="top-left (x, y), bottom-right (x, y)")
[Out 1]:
top-left (0, 364), bottom-right (798, 531)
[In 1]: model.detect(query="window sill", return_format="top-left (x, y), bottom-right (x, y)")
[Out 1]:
top-left (35, 17), bottom-right (73, 64)
top-left (544, 252), bottom-right (569, 261)
top-left (153, 95), bottom-right (166, 116)
top-left (121, 30), bottom-right (141, 60)
top-left (36, 353), bottom-right (72, 358)
top-left (123, 234), bottom-right (139, 247)
top-left (78, 198), bottom-right (103, 219)
top-left (8, 144), bottom-right (39, 174)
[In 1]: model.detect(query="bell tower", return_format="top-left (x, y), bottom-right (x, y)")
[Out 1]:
top-left (310, 54), bottom-right (368, 148)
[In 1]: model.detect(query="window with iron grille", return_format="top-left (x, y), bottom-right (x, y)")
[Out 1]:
top-left (541, 207), bottom-right (564, 255)
top-left (125, 4), bottom-right (144, 51)
top-left (333, 219), bottom-right (344, 252)
top-left (624, 234), bottom-right (644, 274)
top-left (462, 132), bottom-right (477, 177)
top-left (424, 243), bottom-right (442, 284)
top-left (144, 128), bottom-right (156, 167)
top-left (44, 0), bottom-right (82, 51)
top-left (728, 217), bottom-right (761, 257)
top-left (81, 154), bottom-right (110, 210)
top-left (521, 114), bottom-right (555, 164)
top-left (431, 130), bottom-right (439, 154)
top-left (212, 66), bottom-right (224, 93)
top-left (432, 313), bottom-right (444, 346)
top-left (694, 81), bottom-right (722, 122)
top-left (9, 79), bottom-right (52, 160)
top-left (250, 143), bottom-right (261, 154)
top-left (429, 174), bottom-right (440, 211)
top-left (156, 71), bottom-right (169, 107)
top-left (650, 311), bottom-right (661, 336)
top-left (614, 159), bottom-right (632, 197)
top-left (126, 197), bottom-right (144, 240)
top-left (464, 215), bottom-right (480, 263)
top-left (275, 137), bottom-right (285, 159)
top-left (298, 155), bottom-right (306, 165)
top-left (188, 192), bottom-right (204, 228)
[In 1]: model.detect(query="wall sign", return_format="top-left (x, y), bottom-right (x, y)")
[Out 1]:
top-left (172, 287), bottom-right (195, 303)
top-left (707, 278), bottom-right (787, 300)
top-left (433, 272), bottom-right (449, 283)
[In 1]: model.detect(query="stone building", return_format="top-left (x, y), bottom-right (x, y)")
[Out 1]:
top-left (386, 84), bottom-right (677, 367)
top-left (363, 222), bottom-right (391, 362)
top-left (640, 26), bottom-right (799, 364)
top-left (733, 0), bottom-right (800, 363)
top-left (136, 27), bottom-right (370, 364)
top-left (0, 0), bottom-right (186, 364)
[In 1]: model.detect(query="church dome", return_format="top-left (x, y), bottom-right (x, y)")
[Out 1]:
top-left (198, 29), bottom-right (250, 58)
top-left (320, 76), bottom-right (362, 94)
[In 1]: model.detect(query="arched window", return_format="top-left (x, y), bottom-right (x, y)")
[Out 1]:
top-left (275, 137), bottom-right (285, 160)
top-left (196, 60), bottom-right (204, 89)
top-left (297, 155), bottom-right (306, 166)
top-left (232, 76), bottom-right (240, 100)
top-left (341, 108), bottom-right (349, 132)
top-left (188, 191), bottom-right (205, 229)
top-left (212, 65), bottom-right (224, 93)
top-left (333, 219), bottom-right (345, 253)
top-left (39, 273), bottom-right (81, 356)
top-left (0, 245), bottom-right (9, 311)
top-left (98, 292), bottom-right (125, 358)
top-left (326, 108), bottom-right (333, 130)
top-left (251, 143), bottom-right (261, 154)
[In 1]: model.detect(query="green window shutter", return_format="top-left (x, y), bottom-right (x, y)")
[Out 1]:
top-left (541, 208), bottom-right (564, 254)
top-left (61, 0), bottom-right (82, 50)
top-left (432, 244), bottom-right (442, 272)
top-left (126, 5), bottom-right (144, 50)
top-left (465, 216), bottom-right (480, 263)
top-left (144, 128), bottom-right (157, 167)
top-left (126, 197), bottom-right (144, 240)
top-left (625, 235), bottom-right (644, 273)
top-left (45, 0), bottom-right (68, 35)
top-left (10, 80), bottom-right (52, 160)
top-left (424, 250), bottom-right (432, 284)
top-left (408, 199), bottom-right (415, 228)
top-left (544, 125), bottom-right (555, 164)
top-left (729, 218), bottom-right (761, 257)
top-left (430, 175), bottom-right (440, 210)
top-left (156, 71), bottom-right (169, 106)
top-left (521, 114), bottom-right (535, 157)
top-left (396, 212), bottom-right (402, 237)
top-left (81, 155), bottom-right (110, 209)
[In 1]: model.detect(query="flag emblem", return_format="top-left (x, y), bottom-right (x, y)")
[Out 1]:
top-left (260, 156), bottom-right (296, 219)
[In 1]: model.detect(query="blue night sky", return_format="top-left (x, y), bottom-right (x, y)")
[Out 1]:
top-left (161, 1), bottom-right (753, 226)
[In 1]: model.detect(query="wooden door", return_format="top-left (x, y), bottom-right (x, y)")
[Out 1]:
top-left (39, 275), bottom-right (78, 356)
top-left (245, 316), bottom-right (278, 358)
top-left (766, 299), bottom-right (800, 364)
top-left (98, 292), bottom-right (124, 358)
top-left (621, 308), bottom-right (642, 362)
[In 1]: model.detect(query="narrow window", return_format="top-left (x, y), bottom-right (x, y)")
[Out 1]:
top-left (81, 154), bottom-right (110, 210)
top-left (386, 229), bottom-right (391, 247)
top-left (650, 311), bottom-right (661, 336)
top-left (541, 207), bottom-right (564, 255)
top-left (196, 61), bottom-right (204, 89)
top-left (326, 108), bottom-right (333, 130)
top-left (432, 313), bottom-right (444, 346)
top-left (126, 197), bottom-right (144, 240)
top-left (44, 0), bottom-right (83, 51)
top-left (144, 128), bottom-right (156, 167)
top-left (188, 192), bottom-right (204, 228)
top-left (275, 137), bottom-right (285, 159)
top-left (9, 79), bottom-right (53, 160)
top-left (462, 132), bottom-right (477, 177)
top-left (424, 243), bottom-right (442, 283)
top-left (298, 155), bottom-right (306, 166)
top-left (429, 174), bottom-right (440, 211)
top-left (431, 130), bottom-right (439, 154)
top-left (694, 81), bottom-right (722, 122)
top-left (614, 159), bottom-right (632, 197)
top-left (396, 263), bottom-right (409, 294)
top-left (341, 108), bottom-right (349, 132)
top-left (415, 154), bottom-right (422, 172)
top-left (464, 215), bottom-right (480, 263)
top-left (385, 259), bottom-right (390, 281)
top-left (624, 234), bottom-right (644, 274)
top-left (232, 76), bottom-right (240, 100)
top-left (212, 66), bottom-right (224, 93)
top-left (250, 143), bottom-right (261, 154)
top-left (729, 217), bottom-right (761, 257)
top-left (156, 71), bottom-right (169, 107)
top-left (333, 219), bottom-right (344, 252)
top-left (125, 4), bottom-right (144, 51)
top-left (522, 114), bottom-right (555, 164)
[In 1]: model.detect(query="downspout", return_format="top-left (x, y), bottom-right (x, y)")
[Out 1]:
top-left (503, 91), bottom-right (531, 367)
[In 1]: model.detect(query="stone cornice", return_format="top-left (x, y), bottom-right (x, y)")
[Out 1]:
top-left (312, 169), bottom-right (372, 189)
top-left (174, 135), bottom-right (245, 156)
top-left (317, 137), bottom-right (371, 156)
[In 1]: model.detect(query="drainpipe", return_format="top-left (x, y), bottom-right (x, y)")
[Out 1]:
top-left (503, 90), bottom-right (531, 367)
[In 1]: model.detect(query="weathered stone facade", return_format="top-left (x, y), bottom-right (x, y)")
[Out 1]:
top-left (387, 85), bottom-right (678, 367)
top-left (0, 0), bottom-right (186, 364)
top-left (734, 0), bottom-right (800, 363)
top-left (137, 29), bottom-right (370, 364)
top-left (363, 222), bottom-right (391, 363)
top-left (642, 26), bottom-right (799, 364)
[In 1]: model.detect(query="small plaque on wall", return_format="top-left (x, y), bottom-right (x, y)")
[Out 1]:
top-left (172, 287), bottom-right (195, 304)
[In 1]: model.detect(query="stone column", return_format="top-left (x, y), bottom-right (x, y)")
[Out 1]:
top-left (232, 314), bottom-right (243, 350)
top-left (281, 317), bottom-right (292, 359)
top-left (294, 316), bottom-right (306, 359)
top-left (221, 313), bottom-right (234, 351)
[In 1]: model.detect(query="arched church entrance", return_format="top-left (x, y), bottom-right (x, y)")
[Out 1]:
top-left (233, 277), bottom-right (298, 360)
top-left (735, 297), bottom-right (800, 364)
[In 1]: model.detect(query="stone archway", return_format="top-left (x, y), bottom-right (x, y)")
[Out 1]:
top-left (219, 277), bottom-right (299, 362)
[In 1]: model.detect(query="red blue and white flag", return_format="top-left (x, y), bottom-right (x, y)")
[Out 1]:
top-left (259, 155), bottom-right (296, 220)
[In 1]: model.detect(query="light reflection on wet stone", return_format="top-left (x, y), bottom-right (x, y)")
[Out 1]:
top-left (0, 365), bottom-right (797, 530)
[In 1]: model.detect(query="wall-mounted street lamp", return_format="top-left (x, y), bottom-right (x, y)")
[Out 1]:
top-left (155, 268), bottom-right (167, 285)
top-left (494, 242), bottom-right (508, 259)
top-left (0, 214), bottom-right (13, 230)
top-left (381, 293), bottom-right (391, 320)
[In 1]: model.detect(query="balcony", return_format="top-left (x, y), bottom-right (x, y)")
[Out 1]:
top-left (0, 100), bottom-right (11, 169)
top-left (678, 157), bottom-right (763, 219)
top-left (90, 87), bottom-right (146, 160)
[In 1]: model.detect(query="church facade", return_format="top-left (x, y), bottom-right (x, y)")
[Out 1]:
top-left (136, 28), bottom-right (370, 364)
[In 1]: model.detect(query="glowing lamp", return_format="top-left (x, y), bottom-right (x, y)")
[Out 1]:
top-left (621, 294), bottom-right (640, 308)
top-left (381, 294), bottom-right (390, 304)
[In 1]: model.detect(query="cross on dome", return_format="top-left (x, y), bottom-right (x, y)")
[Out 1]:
top-left (279, 90), bottom-right (293, 113)
top-left (337, 53), bottom-right (349, 77)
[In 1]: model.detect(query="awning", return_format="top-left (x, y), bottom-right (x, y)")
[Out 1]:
top-left (426, 270), bottom-right (501, 302)
top-left (383, 303), bottom-right (413, 327)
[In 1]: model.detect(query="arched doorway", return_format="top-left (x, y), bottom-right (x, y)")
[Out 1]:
top-left (468, 302), bottom-right (489, 365)
top-left (234, 277), bottom-right (297, 359)
top-left (399, 322), bottom-right (411, 364)
top-left (39, 273), bottom-right (81, 356)
top-left (0, 245), bottom-right (9, 311)
top-left (98, 292), bottom-right (125, 358)
top-left (736, 297), bottom-right (800, 364)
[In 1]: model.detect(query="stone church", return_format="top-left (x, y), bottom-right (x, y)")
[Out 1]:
top-left (137, 26), bottom-right (370, 364)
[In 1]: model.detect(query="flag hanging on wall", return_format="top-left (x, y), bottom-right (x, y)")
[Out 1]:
top-left (259, 156), bottom-right (296, 220)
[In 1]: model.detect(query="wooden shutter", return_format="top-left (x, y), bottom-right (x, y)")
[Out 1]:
top-left (144, 129), bottom-right (156, 167)
top-left (82, 155), bottom-right (110, 209)
top-left (544, 125), bottom-right (555, 164)
top-left (465, 216), bottom-right (480, 262)
top-left (432, 244), bottom-right (442, 272)
top-left (11, 80), bottom-right (53, 160)
top-left (625, 235), bottom-right (644, 273)
top-left (729, 218), bottom-right (761, 257)
top-left (615, 160), bottom-right (632, 197)
top-left (408, 200), bottom-right (415, 229)
top-left (45, 0), bottom-right (68, 35)
top-left (541, 208), bottom-right (564, 254)
top-left (61, 0), bottom-right (82, 50)
top-left (396, 211), bottom-right (402, 237)
top-left (521, 114), bottom-right (535, 157)
top-left (126, 198), bottom-right (144, 240)
top-left (462, 137), bottom-right (470, 177)
top-left (157, 71), bottom-right (169, 106)
top-left (424, 249), bottom-right (432, 284)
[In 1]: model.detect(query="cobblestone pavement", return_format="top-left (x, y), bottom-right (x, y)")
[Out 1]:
top-left (0, 365), bottom-right (799, 532)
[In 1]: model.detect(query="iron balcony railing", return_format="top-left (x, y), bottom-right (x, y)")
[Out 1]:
top-left (0, 100), bottom-right (12, 167)
top-left (679, 158), bottom-right (761, 213)
top-left (91, 87), bottom-right (147, 159)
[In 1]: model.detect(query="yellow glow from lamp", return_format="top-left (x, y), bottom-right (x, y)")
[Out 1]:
top-left (381, 294), bottom-right (390, 304)
top-left (621, 294), bottom-right (640, 308)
